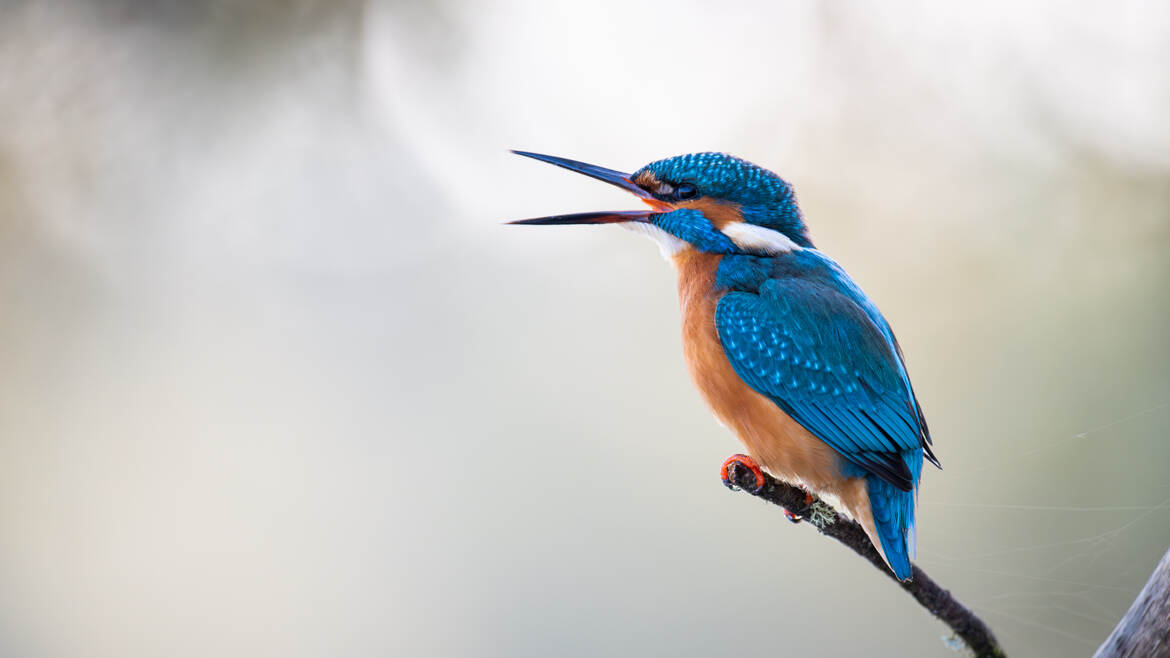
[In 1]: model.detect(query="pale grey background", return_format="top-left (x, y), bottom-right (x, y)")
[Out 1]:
top-left (1, 1), bottom-right (1168, 656)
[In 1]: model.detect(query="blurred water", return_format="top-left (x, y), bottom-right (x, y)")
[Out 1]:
top-left (0, 1), bottom-right (1168, 657)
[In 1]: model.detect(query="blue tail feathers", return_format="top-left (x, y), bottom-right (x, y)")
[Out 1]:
top-left (866, 450), bottom-right (923, 581)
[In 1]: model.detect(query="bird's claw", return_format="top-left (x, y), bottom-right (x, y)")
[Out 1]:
top-left (721, 453), bottom-right (766, 493)
top-left (784, 491), bottom-right (816, 524)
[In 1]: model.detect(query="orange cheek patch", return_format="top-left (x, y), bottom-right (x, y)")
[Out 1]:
top-left (676, 198), bottom-right (744, 229)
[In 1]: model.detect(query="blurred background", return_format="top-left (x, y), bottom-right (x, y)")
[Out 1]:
top-left (0, 1), bottom-right (1167, 656)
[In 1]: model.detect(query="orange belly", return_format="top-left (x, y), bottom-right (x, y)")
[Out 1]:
top-left (673, 248), bottom-right (878, 539)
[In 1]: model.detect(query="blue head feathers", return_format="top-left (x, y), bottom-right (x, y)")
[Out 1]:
top-left (634, 152), bottom-right (811, 248)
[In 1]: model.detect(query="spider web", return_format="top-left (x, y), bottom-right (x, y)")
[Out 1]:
top-left (914, 400), bottom-right (1170, 652)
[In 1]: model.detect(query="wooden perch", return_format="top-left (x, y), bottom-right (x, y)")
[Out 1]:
top-left (1093, 546), bottom-right (1170, 658)
top-left (722, 459), bottom-right (1006, 658)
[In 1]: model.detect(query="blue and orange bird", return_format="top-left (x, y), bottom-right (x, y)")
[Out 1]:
top-left (509, 151), bottom-right (940, 581)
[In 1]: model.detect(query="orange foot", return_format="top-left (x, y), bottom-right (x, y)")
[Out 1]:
top-left (721, 453), bottom-right (766, 492)
top-left (784, 491), bottom-right (816, 524)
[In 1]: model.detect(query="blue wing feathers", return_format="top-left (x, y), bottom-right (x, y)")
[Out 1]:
top-left (714, 250), bottom-right (929, 578)
top-left (717, 287), bottom-right (924, 490)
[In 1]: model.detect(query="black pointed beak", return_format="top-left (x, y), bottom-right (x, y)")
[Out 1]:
top-left (507, 150), bottom-right (670, 225)
top-left (508, 210), bottom-right (660, 226)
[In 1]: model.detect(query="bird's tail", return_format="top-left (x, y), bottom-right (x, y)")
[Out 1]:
top-left (866, 450), bottom-right (923, 581)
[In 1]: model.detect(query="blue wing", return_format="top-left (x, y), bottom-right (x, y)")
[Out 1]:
top-left (715, 269), bottom-right (931, 491)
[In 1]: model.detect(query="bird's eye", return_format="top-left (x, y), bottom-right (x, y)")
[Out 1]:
top-left (674, 183), bottom-right (698, 200)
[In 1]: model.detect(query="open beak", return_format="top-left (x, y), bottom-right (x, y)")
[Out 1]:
top-left (507, 150), bottom-right (671, 225)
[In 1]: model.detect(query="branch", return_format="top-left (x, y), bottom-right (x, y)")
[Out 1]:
top-left (1093, 546), bottom-right (1170, 658)
top-left (723, 459), bottom-right (1006, 658)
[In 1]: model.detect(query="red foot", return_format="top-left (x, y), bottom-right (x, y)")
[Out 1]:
top-left (784, 492), bottom-right (815, 524)
top-left (721, 454), bottom-right (766, 492)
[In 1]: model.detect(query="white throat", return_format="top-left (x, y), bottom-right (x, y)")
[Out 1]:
top-left (621, 222), bottom-right (688, 260)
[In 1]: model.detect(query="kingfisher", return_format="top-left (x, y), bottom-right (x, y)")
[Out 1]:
top-left (508, 150), bottom-right (939, 581)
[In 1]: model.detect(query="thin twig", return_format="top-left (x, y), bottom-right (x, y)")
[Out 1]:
top-left (723, 460), bottom-right (1006, 658)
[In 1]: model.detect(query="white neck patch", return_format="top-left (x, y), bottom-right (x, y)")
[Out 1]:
top-left (721, 221), bottom-right (801, 255)
top-left (621, 222), bottom-right (688, 260)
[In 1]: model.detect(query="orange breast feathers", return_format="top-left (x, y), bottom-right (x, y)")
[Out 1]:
top-left (672, 248), bottom-right (876, 532)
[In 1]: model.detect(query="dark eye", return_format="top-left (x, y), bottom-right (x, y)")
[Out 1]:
top-left (674, 183), bottom-right (698, 200)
